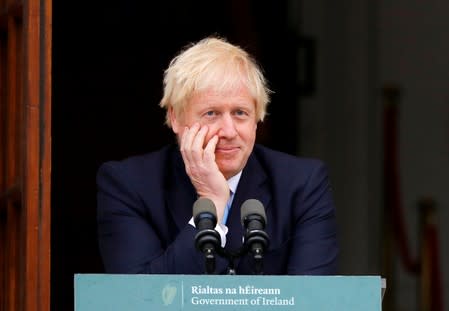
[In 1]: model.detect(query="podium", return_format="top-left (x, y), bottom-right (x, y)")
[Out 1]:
top-left (75, 274), bottom-right (385, 310)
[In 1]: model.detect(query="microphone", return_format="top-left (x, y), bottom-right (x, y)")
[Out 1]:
top-left (192, 198), bottom-right (221, 274)
top-left (240, 199), bottom-right (270, 274)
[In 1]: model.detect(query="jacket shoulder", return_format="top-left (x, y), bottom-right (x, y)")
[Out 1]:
top-left (96, 145), bottom-right (174, 188)
top-left (253, 145), bottom-right (325, 171)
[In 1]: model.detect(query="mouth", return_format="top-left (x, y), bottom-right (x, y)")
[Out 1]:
top-left (215, 146), bottom-right (239, 154)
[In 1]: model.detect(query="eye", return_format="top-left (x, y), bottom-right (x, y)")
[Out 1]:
top-left (204, 110), bottom-right (217, 117)
top-left (234, 109), bottom-right (249, 118)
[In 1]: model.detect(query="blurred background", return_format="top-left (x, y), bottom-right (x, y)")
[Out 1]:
top-left (48, 0), bottom-right (448, 310)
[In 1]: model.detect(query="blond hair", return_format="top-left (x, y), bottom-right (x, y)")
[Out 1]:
top-left (159, 36), bottom-right (271, 127)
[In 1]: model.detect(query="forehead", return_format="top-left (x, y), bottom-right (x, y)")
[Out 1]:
top-left (189, 85), bottom-right (255, 107)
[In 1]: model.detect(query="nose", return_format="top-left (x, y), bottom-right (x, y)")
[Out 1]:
top-left (217, 113), bottom-right (237, 138)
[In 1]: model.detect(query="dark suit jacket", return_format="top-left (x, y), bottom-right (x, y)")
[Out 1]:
top-left (97, 144), bottom-right (338, 275)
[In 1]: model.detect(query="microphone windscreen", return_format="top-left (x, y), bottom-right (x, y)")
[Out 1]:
top-left (240, 199), bottom-right (267, 225)
top-left (192, 197), bottom-right (217, 219)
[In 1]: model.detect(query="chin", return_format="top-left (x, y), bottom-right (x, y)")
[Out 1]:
top-left (218, 166), bottom-right (240, 179)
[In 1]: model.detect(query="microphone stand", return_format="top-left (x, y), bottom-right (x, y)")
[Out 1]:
top-left (197, 231), bottom-right (269, 275)
top-left (195, 228), bottom-right (221, 274)
top-left (203, 248), bottom-right (216, 275)
top-left (252, 248), bottom-right (264, 275)
top-left (225, 256), bottom-right (237, 275)
top-left (243, 229), bottom-right (269, 275)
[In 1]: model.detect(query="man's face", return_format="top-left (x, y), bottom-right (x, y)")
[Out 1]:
top-left (171, 85), bottom-right (258, 179)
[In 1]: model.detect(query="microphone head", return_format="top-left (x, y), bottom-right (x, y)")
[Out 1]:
top-left (193, 197), bottom-right (217, 227)
top-left (240, 199), bottom-right (267, 226)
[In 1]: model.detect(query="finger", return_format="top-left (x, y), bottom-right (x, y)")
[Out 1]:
top-left (180, 123), bottom-right (200, 164)
top-left (182, 123), bottom-right (200, 151)
top-left (203, 135), bottom-right (218, 163)
top-left (180, 127), bottom-right (192, 166)
top-left (191, 125), bottom-right (208, 163)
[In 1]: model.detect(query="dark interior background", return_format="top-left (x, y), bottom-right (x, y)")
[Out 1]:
top-left (51, 1), bottom-right (302, 310)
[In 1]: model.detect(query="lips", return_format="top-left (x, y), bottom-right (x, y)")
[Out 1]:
top-left (215, 146), bottom-right (239, 155)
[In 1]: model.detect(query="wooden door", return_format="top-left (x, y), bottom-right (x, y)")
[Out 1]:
top-left (0, 0), bottom-right (51, 310)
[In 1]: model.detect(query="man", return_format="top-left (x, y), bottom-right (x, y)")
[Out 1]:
top-left (97, 36), bottom-right (338, 275)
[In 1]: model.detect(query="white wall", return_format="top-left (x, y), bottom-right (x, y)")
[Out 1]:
top-left (298, 0), bottom-right (449, 309)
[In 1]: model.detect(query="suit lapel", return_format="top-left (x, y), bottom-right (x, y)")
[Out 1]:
top-left (165, 148), bottom-right (197, 230)
top-left (225, 152), bottom-right (271, 257)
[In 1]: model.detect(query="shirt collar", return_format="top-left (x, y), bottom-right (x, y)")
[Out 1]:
top-left (227, 171), bottom-right (242, 194)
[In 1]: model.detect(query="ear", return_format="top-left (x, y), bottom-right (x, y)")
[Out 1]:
top-left (168, 107), bottom-right (181, 134)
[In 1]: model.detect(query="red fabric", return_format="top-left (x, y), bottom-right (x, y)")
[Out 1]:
top-left (383, 103), bottom-right (420, 274)
top-left (426, 226), bottom-right (443, 311)
top-left (384, 102), bottom-right (444, 310)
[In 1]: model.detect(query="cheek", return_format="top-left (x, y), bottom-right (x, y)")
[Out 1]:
top-left (242, 124), bottom-right (257, 140)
